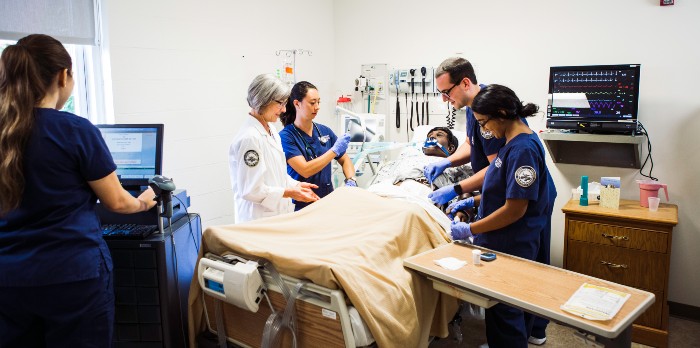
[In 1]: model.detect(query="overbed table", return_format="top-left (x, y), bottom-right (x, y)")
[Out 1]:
top-left (404, 243), bottom-right (655, 347)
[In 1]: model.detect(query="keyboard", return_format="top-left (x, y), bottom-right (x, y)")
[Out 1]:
top-left (101, 224), bottom-right (158, 240)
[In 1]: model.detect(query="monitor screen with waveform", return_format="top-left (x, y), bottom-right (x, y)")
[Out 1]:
top-left (547, 64), bottom-right (640, 124)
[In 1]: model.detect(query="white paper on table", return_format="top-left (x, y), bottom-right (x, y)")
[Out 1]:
top-left (434, 257), bottom-right (467, 270)
top-left (560, 283), bottom-right (631, 321)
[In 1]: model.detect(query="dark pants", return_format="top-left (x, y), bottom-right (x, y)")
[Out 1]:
top-left (485, 303), bottom-right (534, 348)
top-left (529, 201), bottom-right (555, 340)
top-left (0, 261), bottom-right (114, 348)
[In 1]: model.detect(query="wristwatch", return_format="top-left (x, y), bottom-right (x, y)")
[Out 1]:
top-left (345, 176), bottom-right (357, 184)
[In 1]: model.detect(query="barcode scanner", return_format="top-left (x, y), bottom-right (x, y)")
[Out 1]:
top-left (149, 175), bottom-right (176, 233)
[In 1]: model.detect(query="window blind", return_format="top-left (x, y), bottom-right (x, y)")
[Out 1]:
top-left (0, 0), bottom-right (96, 45)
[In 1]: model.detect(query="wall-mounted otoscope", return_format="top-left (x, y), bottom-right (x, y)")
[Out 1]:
top-left (149, 175), bottom-right (176, 233)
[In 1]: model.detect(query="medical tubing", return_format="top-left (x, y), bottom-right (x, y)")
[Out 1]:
top-left (405, 94), bottom-right (409, 140)
top-left (426, 98), bottom-right (429, 124)
top-left (416, 100), bottom-right (420, 126)
top-left (446, 105), bottom-right (456, 129)
top-left (259, 259), bottom-right (300, 348)
top-left (215, 300), bottom-right (228, 348)
top-left (396, 95), bottom-right (400, 128)
top-left (410, 96), bottom-right (414, 131)
top-left (261, 281), bottom-right (306, 348)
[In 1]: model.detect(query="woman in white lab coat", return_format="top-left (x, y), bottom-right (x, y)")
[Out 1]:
top-left (229, 74), bottom-right (319, 223)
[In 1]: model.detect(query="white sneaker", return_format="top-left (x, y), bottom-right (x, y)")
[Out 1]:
top-left (528, 336), bottom-right (547, 345)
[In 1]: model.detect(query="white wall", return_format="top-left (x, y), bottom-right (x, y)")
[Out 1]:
top-left (333, 0), bottom-right (700, 307)
top-left (104, 0), bottom-right (336, 227)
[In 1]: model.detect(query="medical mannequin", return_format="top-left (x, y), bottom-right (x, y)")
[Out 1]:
top-left (451, 85), bottom-right (556, 348)
top-left (228, 74), bottom-right (319, 223)
top-left (279, 81), bottom-right (355, 210)
top-left (0, 34), bottom-right (156, 347)
top-left (370, 127), bottom-right (476, 223)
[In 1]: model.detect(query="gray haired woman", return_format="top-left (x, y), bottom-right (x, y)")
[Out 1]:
top-left (228, 74), bottom-right (319, 223)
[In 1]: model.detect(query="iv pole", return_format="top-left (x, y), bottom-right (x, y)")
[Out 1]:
top-left (275, 49), bottom-right (312, 83)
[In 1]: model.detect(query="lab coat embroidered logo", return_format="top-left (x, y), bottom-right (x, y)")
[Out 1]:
top-left (244, 150), bottom-right (259, 167)
top-left (480, 128), bottom-right (494, 139)
top-left (514, 166), bottom-right (536, 187)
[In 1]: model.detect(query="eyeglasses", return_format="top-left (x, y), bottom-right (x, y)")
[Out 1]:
top-left (275, 99), bottom-right (287, 110)
top-left (476, 118), bottom-right (492, 128)
top-left (437, 83), bottom-right (458, 100)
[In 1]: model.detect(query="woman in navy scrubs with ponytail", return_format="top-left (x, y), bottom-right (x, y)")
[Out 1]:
top-left (0, 34), bottom-right (156, 347)
top-left (450, 84), bottom-right (556, 348)
top-left (279, 81), bottom-right (355, 210)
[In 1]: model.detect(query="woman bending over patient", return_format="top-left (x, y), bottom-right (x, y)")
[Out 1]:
top-left (279, 81), bottom-right (355, 210)
top-left (450, 84), bottom-right (556, 348)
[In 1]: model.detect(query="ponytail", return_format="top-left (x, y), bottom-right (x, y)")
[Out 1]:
top-left (0, 34), bottom-right (72, 215)
top-left (280, 81), bottom-right (317, 126)
top-left (520, 103), bottom-right (539, 118)
top-left (472, 84), bottom-right (539, 120)
top-left (280, 98), bottom-right (296, 126)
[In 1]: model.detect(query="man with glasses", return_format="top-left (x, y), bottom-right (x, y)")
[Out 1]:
top-left (424, 57), bottom-right (551, 346)
top-left (425, 57), bottom-right (501, 206)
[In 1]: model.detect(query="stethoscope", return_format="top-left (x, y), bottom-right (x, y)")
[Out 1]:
top-left (292, 122), bottom-right (330, 161)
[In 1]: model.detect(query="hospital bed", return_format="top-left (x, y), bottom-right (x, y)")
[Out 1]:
top-left (188, 187), bottom-right (459, 348)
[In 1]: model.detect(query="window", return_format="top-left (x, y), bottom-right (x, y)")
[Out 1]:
top-left (0, 0), bottom-right (112, 124)
top-left (0, 39), bottom-right (110, 124)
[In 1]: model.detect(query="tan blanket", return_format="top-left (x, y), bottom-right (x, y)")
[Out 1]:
top-left (188, 187), bottom-right (455, 347)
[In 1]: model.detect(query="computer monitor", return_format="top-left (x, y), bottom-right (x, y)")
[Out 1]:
top-left (96, 124), bottom-right (164, 189)
top-left (546, 64), bottom-right (640, 133)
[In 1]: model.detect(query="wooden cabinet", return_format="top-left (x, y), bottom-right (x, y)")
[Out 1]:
top-left (562, 199), bottom-right (678, 348)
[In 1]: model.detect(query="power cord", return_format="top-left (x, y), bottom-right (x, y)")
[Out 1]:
top-left (166, 219), bottom-right (187, 348)
top-left (637, 121), bottom-right (658, 181)
top-left (174, 195), bottom-right (201, 253)
top-left (169, 195), bottom-right (203, 347)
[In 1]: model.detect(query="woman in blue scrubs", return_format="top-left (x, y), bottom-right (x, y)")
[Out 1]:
top-left (0, 34), bottom-right (156, 347)
top-left (450, 84), bottom-right (555, 348)
top-left (279, 81), bottom-right (355, 210)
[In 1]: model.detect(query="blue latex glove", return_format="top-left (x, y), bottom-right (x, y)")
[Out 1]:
top-left (451, 221), bottom-right (473, 241)
top-left (446, 197), bottom-right (475, 216)
top-left (428, 184), bottom-right (458, 205)
top-left (344, 179), bottom-right (357, 187)
top-left (423, 158), bottom-right (451, 184)
top-left (331, 133), bottom-right (351, 156)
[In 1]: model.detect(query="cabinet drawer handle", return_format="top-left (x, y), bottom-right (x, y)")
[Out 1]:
top-left (601, 261), bottom-right (628, 269)
top-left (601, 233), bottom-right (629, 241)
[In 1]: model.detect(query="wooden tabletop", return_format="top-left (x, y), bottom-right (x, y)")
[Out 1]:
top-left (562, 199), bottom-right (678, 225)
top-left (404, 243), bottom-right (655, 338)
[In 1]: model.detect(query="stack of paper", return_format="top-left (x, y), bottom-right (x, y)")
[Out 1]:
top-left (561, 283), bottom-right (630, 321)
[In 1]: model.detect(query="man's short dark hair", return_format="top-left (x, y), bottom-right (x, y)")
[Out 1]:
top-left (435, 57), bottom-right (478, 85)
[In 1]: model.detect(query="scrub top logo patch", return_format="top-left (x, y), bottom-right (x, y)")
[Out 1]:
top-left (514, 166), bottom-right (536, 187)
top-left (244, 150), bottom-right (259, 167)
top-left (494, 157), bottom-right (502, 168)
top-left (480, 128), bottom-right (494, 139)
